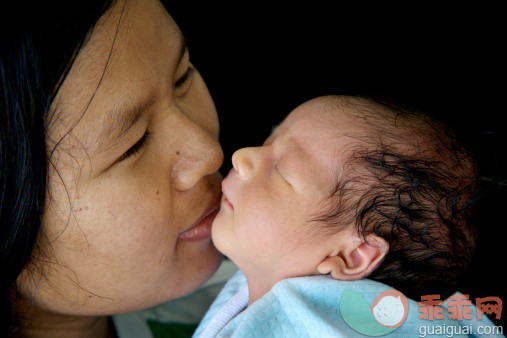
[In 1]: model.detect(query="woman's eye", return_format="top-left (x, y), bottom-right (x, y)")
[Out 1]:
top-left (175, 66), bottom-right (193, 87)
top-left (118, 131), bottom-right (150, 162)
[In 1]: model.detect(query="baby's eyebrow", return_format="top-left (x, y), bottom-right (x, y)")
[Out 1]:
top-left (270, 123), bottom-right (282, 135)
top-left (263, 123), bottom-right (282, 145)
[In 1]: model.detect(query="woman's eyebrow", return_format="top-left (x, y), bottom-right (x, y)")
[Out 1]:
top-left (109, 98), bottom-right (155, 139)
top-left (105, 36), bottom-right (187, 138)
top-left (94, 96), bottom-right (155, 151)
top-left (175, 35), bottom-right (188, 70)
top-left (93, 35), bottom-right (187, 151)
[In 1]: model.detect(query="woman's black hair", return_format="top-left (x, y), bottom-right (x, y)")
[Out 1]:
top-left (0, 1), bottom-right (114, 335)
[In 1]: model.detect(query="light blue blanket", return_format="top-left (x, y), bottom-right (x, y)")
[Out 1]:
top-left (194, 270), bottom-right (502, 337)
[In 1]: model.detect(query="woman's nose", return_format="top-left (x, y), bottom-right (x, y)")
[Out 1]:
top-left (171, 118), bottom-right (224, 192)
top-left (231, 147), bottom-right (258, 180)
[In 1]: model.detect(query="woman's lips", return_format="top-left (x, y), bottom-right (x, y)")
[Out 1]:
top-left (179, 206), bottom-right (219, 241)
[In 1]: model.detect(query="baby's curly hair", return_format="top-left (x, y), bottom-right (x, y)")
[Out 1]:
top-left (313, 96), bottom-right (478, 300)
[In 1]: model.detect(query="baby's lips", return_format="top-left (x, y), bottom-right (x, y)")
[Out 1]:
top-left (223, 195), bottom-right (234, 210)
top-left (220, 179), bottom-right (234, 210)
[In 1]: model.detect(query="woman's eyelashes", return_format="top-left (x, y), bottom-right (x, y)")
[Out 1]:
top-left (175, 66), bottom-right (194, 88)
top-left (118, 131), bottom-right (150, 161)
top-left (114, 66), bottom-right (192, 164)
top-left (114, 67), bottom-right (192, 164)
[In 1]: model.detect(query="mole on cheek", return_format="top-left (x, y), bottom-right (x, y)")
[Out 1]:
top-left (73, 205), bottom-right (89, 213)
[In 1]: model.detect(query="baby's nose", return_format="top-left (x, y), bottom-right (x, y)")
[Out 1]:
top-left (231, 147), bottom-right (256, 180)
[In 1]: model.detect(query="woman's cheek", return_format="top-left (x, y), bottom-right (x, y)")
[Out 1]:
top-left (73, 176), bottom-right (173, 253)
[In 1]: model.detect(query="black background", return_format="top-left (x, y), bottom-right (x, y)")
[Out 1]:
top-left (167, 3), bottom-right (506, 328)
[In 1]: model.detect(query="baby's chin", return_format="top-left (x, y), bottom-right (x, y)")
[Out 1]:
top-left (210, 217), bottom-right (229, 256)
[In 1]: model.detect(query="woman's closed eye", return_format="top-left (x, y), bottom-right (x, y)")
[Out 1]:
top-left (118, 131), bottom-right (150, 162)
top-left (175, 66), bottom-right (194, 89)
top-left (114, 68), bottom-right (192, 164)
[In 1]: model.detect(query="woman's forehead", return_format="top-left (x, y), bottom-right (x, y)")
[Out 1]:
top-left (48, 0), bottom-right (183, 149)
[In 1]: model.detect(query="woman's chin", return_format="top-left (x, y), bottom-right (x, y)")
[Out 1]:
top-left (178, 242), bottom-right (224, 296)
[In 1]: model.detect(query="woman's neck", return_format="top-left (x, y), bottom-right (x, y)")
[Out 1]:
top-left (14, 301), bottom-right (115, 338)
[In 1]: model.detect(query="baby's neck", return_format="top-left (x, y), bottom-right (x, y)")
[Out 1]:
top-left (245, 276), bottom-right (273, 306)
top-left (243, 271), bottom-right (287, 306)
top-left (240, 263), bottom-right (319, 305)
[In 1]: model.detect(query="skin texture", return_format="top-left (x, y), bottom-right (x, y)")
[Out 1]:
top-left (16, 0), bottom-right (224, 336)
top-left (213, 96), bottom-right (388, 304)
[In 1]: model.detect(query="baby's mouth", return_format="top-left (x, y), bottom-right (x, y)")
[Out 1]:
top-left (222, 195), bottom-right (234, 210)
top-left (221, 179), bottom-right (234, 210)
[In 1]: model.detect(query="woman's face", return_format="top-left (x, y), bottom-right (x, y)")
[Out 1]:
top-left (18, 0), bottom-right (224, 315)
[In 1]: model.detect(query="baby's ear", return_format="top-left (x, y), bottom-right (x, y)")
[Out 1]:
top-left (317, 233), bottom-right (388, 281)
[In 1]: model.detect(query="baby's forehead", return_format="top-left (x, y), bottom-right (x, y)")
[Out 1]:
top-left (280, 95), bottom-right (410, 173)
top-left (285, 96), bottom-right (378, 136)
top-left (286, 95), bottom-right (450, 174)
top-left (276, 98), bottom-right (371, 190)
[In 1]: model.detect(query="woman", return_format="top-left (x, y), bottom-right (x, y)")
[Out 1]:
top-left (1, 0), bottom-right (225, 336)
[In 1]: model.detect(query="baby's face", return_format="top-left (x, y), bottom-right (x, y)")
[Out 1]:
top-left (212, 97), bottom-right (360, 280)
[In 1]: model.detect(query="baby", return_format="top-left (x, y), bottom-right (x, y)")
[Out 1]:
top-left (194, 95), bottom-right (482, 337)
